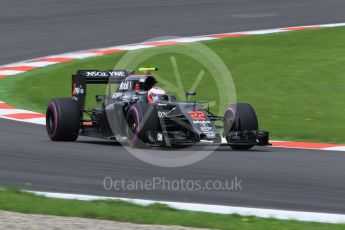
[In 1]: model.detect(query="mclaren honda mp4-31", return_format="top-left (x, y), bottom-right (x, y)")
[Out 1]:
top-left (46, 68), bottom-right (270, 149)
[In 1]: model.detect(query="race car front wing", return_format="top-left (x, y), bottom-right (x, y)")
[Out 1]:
top-left (225, 130), bottom-right (270, 146)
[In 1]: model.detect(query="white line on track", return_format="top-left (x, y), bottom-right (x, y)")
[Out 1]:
top-left (29, 190), bottom-right (345, 224)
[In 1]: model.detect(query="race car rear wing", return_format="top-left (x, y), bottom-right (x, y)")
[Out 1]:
top-left (73, 70), bottom-right (130, 84)
top-left (72, 70), bottom-right (132, 109)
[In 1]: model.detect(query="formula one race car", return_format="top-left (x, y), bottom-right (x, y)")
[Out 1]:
top-left (46, 68), bottom-right (270, 149)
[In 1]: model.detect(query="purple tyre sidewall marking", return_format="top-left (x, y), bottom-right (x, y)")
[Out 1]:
top-left (225, 105), bottom-right (237, 132)
top-left (48, 101), bottom-right (59, 139)
top-left (128, 106), bottom-right (141, 146)
top-left (225, 106), bottom-right (236, 116)
top-left (225, 105), bottom-right (236, 121)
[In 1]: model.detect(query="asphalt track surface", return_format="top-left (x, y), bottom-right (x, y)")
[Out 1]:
top-left (1, 0), bottom-right (345, 214)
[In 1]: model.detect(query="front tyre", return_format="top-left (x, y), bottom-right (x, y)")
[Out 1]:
top-left (46, 98), bottom-right (80, 141)
top-left (126, 103), bottom-right (159, 148)
top-left (224, 103), bottom-right (258, 150)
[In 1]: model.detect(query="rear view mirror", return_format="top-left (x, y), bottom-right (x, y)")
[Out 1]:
top-left (185, 91), bottom-right (196, 101)
top-left (95, 95), bottom-right (106, 104)
top-left (186, 91), bottom-right (196, 96)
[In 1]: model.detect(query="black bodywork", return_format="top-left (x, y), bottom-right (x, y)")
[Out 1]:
top-left (72, 70), bottom-right (270, 147)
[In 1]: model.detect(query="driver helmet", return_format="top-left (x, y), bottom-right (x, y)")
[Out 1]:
top-left (147, 87), bottom-right (166, 103)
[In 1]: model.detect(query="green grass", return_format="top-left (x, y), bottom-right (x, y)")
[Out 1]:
top-left (1, 27), bottom-right (345, 143)
top-left (0, 188), bottom-right (343, 230)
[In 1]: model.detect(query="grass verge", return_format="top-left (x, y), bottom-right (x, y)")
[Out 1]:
top-left (1, 27), bottom-right (345, 143)
top-left (0, 188), bottom-right (344, 230)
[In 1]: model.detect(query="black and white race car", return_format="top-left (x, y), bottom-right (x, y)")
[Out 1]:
top-left (46, 68), bottom-right (269, 149)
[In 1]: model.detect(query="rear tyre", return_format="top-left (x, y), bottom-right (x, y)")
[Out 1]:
top-left (46, 98), bottom-right (80, 141)
top-left (224, 103), bottom-right (258, 150)
top-left (126, 103), bottom-right (160, 148)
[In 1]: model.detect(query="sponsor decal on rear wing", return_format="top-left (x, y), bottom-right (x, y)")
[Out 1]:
top-left (75, 70), bottom-right (130, 84)
top-left (72, 70), bottom-right (132, 109)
